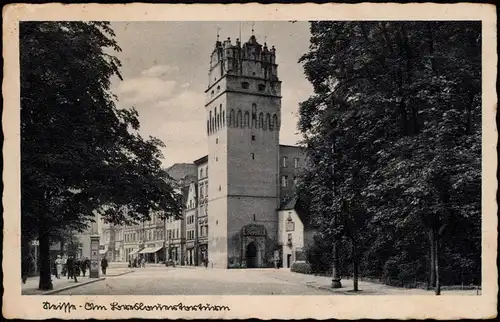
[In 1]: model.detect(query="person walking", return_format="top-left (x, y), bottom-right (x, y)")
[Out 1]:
top-left (66, 256), bottom-right (78, 282)
top-left (141, 257), bottom-right (146, 268)
top-left (55, 255), bottom-right (63, 279)
top-left (81, 257), bottom-right (89, 277)
top-left (101, 257), bottom-right (108, 275)
top-left (74, 258), bottom-right (81, 277)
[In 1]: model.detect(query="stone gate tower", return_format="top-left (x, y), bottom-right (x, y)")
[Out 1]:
top-left (205, 35), bottom-right (281, 268)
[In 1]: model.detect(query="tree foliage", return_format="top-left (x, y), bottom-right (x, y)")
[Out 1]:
top-left (297, 21), bottom-right (481, 292)
top-left (21, 22), bottom-right (183, 289)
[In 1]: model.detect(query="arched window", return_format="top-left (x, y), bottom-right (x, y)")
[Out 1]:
top-left (269, 115), bottom-right (274, 131)
top-left (258, 113), bottom-right (264, 129)
top-left (209, 111), bottom-right (212, 134)
top-left (220, 104), bottom-right (224, 127)
top-left (230, 109), bottom-right (235, 127)
top-left (244, 111), bottom-right (250, 128)
top-left (251, 104), bottom-right (257, 128)
top-left (272, 114), bottom-right (278, 130)
top-left (266, 113), bottom-right (271, 131)
top-left (237, 110), bottom-right (242, 128)
top-left (214, 108), bottom-right (218, 131)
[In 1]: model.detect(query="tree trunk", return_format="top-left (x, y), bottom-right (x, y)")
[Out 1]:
top-left (353, 260), bottom-right (359, 292)
top-left (428, 229), bottom-right (436, 289)
top-left (38, 222), bottom-right (53, 290)
top-left (435, 236), bottom-right (441, 295)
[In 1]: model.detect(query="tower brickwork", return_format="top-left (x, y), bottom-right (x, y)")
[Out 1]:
top-left (205, 35), bottom-right (282, 268)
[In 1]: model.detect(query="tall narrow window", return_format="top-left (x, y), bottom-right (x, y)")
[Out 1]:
top-left (237, 110), bottom-right (243, 128)
top-left (251, 153), bottom-right (255, 160)
top-left (252, 104), bottom-right (257, 128)
top-left (230, 109), bottom-right (235, 127)
top-left (244, 111), bottom-right (250, 128)
top-left (272, 114), bottom-right (278, 130)
top-left (222, 110), bottom-right (225, 127)
top-left (294, 158), bottom-right (300, 168)
top-left (265, 113), bottom-right (271, 131)
top-left (209, 111), bottom-right (212, 133)
top-left (282, 156), bottom-right (288, 168)
top-left (281, 175), bottom-right (288, 187)
top-left (258, 113), bottom-right (264, 129)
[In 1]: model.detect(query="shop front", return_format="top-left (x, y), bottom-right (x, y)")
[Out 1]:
top-left (186, 241), bottom-right (196, 266)
top-left (138, 243), bottom-right (164, 263)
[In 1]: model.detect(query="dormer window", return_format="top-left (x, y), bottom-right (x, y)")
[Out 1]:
top-left (258, 84), bottom-right (266, 91)
top-left (241, 82), bottom-right (250, 89)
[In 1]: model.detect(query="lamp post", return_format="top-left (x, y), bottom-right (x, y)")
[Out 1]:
top-left (89, 214), bottom-right (100, 278)
top-left (330, 140), bottom-right (342, 288)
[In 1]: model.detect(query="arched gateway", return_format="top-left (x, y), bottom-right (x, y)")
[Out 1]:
top-left (242, 224), bottom-right (267, 268)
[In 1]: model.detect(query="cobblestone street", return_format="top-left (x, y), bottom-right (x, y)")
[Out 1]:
top-left (35, 266), bottom-right (480, 296)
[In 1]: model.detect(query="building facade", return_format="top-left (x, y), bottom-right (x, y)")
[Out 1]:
top-left (93, 34), bottom-right (309, 269)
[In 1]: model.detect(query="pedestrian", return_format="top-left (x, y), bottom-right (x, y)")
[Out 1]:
top-left (81, 257), bottom-right (89, 276)
top-left (128, 259), bottom-right (132, 268)
top-left (62, 256), bottom-right (68, 277)
top-left (101, 257), bottom-right (108, 275)
top-left (55, 255), bottom-right (63, 279)
top-left (204, 258), bottom-right (208, 268)
top-left (141, 257), bottom-right (146, 268)
top-left (74, 258), bottom-right (81, 277)
top-left (66, 256), bottom-right (78, 282)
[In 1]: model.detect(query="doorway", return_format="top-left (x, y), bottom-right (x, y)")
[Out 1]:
top-left (287, 254), bottom-right (291, 268)
top-left (246, 242), bottom-right (258, 268)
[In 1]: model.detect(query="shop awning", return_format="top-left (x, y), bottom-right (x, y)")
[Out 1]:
top-left (129, 249), bottom-right (139, 256)
top-left (138, 246), bottom-right (164, 254)
top-left (99, 248), bottom-right (108, 255)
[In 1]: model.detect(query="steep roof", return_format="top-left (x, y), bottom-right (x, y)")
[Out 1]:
top-left (193, 155), bottom-right (208, 165)
top-left (165, 163), bottom-right (197, 181)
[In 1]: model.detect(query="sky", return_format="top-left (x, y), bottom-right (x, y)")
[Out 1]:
top-left (109, 21), bottom-right (313, 167)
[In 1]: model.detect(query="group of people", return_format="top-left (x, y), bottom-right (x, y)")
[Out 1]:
top-left (129, 257), bottom-right (146, 268)
top-left (54, 255), bottom-right (91, 282)
top-left (54, 255), bottom-right (108, 281)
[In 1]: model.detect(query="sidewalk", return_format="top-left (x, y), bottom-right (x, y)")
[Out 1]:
top-left (22, 274), bottom-right (105, 295)
top-left (22, 268), bottom-right (133, 295)
top-left (267, 270), bottom-right (480, 295)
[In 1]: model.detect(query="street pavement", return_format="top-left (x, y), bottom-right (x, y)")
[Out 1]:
top-left (55, 266), bottom-right (332, 295)
top-left (39, 266), bottom-right (479, 296)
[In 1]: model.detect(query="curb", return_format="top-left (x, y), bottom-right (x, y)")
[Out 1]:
top-left (106, 270), bottom-right (135, 277)
top-left (42, 277), bottom-right (106, 295)
top-left (303, 282), bottom-right (350, 295)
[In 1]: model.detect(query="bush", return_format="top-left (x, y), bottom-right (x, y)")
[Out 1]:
top-left (291, 262), bottom-right (312, 274)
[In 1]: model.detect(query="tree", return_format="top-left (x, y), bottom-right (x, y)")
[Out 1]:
top-left (20, 22), bottom-right (183, 290)
top-left (298, 21), bottom-right (481, 294)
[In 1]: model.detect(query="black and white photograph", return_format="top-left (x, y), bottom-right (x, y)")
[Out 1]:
top-left (3, 3), bottom-right (497, 320)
